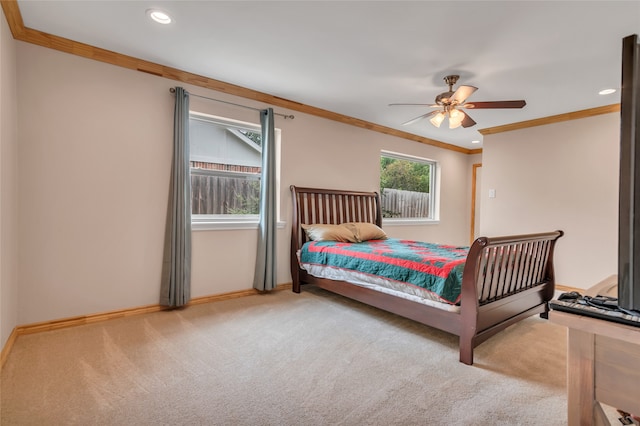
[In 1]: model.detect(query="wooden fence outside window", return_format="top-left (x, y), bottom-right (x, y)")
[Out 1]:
top-left (381, 188), bottom-right (431, 218)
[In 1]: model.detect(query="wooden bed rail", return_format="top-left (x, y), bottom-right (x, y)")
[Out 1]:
top-left (476, 231), bottom-right (565, 246)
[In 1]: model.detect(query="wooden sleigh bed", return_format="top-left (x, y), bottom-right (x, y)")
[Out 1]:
top-left (290, 186), bottom-right (563, 365)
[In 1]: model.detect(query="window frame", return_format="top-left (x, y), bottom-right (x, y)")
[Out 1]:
top-left (189, 111), bottom-right (282, 231)
top-left (379, 150), bottom-right (440, 226)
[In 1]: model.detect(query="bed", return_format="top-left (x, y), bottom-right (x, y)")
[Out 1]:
top-left (290, 185), bottom-right (564, 365)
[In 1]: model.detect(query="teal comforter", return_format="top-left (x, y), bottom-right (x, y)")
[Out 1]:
top-left (300, 238), bottom-right (469, 304)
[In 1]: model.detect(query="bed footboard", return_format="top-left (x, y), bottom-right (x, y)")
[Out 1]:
top-left (458, 230), bottom-right (564, 364)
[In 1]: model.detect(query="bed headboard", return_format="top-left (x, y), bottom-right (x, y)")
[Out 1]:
top-left (290, 185), bottom-right (382, 252)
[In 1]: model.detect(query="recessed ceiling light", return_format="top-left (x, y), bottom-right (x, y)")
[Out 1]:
top-left (147, 9), bottom-right (172, 24)
top-left (598, 88), bottom-right (616, 95)
top-left (471, 140), bottom-right (480, 144)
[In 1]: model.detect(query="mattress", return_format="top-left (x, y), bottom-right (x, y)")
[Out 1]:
top-left (299, 238), bottom-right (469, 312)
top-left (300, 262), bottom-right (461, 313)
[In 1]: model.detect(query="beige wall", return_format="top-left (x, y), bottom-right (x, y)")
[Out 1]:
top-left (16, 42), bottom-right (473, 324)
top-left (8, 28), bottom-right (618, 328)
top-left (1, 9), bottom-right (19, 348)
top-left (480, 113), bottom-right (619, 289)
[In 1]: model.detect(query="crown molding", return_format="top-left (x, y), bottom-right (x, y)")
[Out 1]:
top-left (1, 0), bottom-right (477, 154)
top-left (479, 104), bottom-right (620, 136)
top-left (3, 1), bottom-right (616, 154)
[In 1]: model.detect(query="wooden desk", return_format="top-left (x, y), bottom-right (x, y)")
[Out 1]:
top-left (549, 310), bottom-right (640, 425)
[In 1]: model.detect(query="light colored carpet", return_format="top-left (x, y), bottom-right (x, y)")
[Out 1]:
top-left (2, 286), bottom-right (570, 425)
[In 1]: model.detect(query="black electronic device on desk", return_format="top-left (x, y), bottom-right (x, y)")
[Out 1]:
top-left (549, 291), bottom-right (640, 328)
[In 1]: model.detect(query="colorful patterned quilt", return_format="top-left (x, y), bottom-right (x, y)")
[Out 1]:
top-left (300, 238), bottom-right (469, 304)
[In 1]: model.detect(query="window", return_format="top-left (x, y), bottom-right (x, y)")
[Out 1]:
top-left (189, 112), bottom-right (278, 229)
top-left (380, 151), bottom-right (438, 222)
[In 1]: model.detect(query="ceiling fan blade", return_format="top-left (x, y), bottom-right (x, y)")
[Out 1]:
top-left (389, 103), bottom-right (438, 107)
top-left (449, 85), bottom-right (478, 105)
top-left (402, 110), bottom-right (439, 126)
top-left (462, 100), bottom-right (526, 109)
top-left (461, 112), bottom-right (476, 128)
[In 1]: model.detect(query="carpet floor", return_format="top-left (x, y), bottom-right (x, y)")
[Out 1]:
top-left (2, 286), bottom-right (574, 425)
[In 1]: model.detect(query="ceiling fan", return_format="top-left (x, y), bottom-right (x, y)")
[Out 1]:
top-left (389, 75), bottom-right (526, 129)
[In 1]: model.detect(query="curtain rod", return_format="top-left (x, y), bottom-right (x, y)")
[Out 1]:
top-left (169, 87), bottom-right (294, 119)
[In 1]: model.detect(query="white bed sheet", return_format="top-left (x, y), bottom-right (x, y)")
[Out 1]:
top-left (300, 262), bottom-right (461, 313)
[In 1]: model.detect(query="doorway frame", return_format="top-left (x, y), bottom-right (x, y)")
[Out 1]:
top-left (470, 163), bottom-right (482, 244)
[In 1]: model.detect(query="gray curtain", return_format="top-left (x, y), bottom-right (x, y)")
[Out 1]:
top-left (160, 87), bottom-right (192, 307)
top-left (253, 108), bottom-right (277, 291)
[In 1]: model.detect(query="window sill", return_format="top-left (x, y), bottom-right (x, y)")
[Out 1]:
top-left (192, 220), bottom-right (286, 231)
top-left (382, 218), bottom-right (440, 226)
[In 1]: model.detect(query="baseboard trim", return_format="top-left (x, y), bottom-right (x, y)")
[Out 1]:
top-left (1, 283), bottom-right (292, 369)
top-left (189, 283), bottom-right (292, 306)
top-left (0, 327), bottom-right (20, 369)
top-left (555, 284), bottom-right (585, 293)
top-left (0, 282), bottom-right (583, 369)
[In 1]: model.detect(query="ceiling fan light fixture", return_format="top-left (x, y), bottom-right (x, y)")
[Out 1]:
top-left (430, 111), bottom-right (446, 128)
top-left (448, 109), bottom-right (465, 129)
top-left (390, 75), bottom-right (526, 130)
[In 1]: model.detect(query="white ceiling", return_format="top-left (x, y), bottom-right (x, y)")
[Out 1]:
top-left (16, 1), bottom-right (640, 149)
